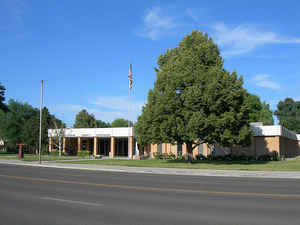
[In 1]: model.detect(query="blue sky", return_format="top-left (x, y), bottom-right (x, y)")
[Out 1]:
top-left (1, 0), bottom-right (300, 127)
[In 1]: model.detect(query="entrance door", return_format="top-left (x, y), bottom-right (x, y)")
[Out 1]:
top-left (98, 138), bottom-right (110, 156)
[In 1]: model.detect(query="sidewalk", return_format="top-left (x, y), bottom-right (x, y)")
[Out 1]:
top-left (1, 159), bottom-right (300, 179)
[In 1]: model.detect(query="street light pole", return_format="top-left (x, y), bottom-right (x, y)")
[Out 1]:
top-left (39, 80), bottom-right (43, 164)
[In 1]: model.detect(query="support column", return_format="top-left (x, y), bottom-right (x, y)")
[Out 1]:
top-left (110, 136), bottom-right (115, 158)
top-left (49, 137), bottom-right (53, 152)
top-left (128, 136), bottom-right (133, 159)
top-left (63, 137), bottom-right (66, 153)
top-left (93, 137), bottom-right (98, 156)
top-left (77, 137), bottom-right (81, 152)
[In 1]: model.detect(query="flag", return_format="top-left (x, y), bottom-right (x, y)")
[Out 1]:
top-left (128, 62), bottom-right (133, 90)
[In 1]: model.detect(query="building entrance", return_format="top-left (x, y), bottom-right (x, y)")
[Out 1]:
top-left (98, 137), bottom-right (110, 156)
top-left (114, 137), bottom-right (128, 157)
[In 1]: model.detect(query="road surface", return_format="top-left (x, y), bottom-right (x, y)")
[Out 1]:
top-left (1, 164), bottom-right (300, 225)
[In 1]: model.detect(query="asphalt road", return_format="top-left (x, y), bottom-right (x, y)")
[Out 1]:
top-left (1, 164), bottom-right (300, 225)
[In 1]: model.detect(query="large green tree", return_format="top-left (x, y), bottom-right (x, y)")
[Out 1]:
top-left (73, 109), bottom-right (110, 128)
top-left (135, 31), bottom-right (252, 162)
top-left (73, 109), bottom-right (97, 128)
top-left (275, 98), bottom-right (300, 133)
top-left (0, 99), bottom-right (63, 151)
top-left (0, 82), bottom-right (8, 112)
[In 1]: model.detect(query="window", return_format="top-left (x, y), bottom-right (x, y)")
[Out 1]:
top-left (157, 144), bottom-right (162, 153)
top-left (177, 144), bottom-right (182, 156)
top-left (198, 144), bottom-right (204, 155)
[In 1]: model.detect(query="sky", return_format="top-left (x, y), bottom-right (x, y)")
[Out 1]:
top-left (1, 0), bottom-right (300, 127)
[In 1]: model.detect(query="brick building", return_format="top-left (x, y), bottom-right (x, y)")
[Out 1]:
top-left (142, 123), bottom-right (300, 158)
top-left (48, 123), bottom-right (300, 159)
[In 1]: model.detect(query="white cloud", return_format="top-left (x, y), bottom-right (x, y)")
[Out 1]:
top-left (212, 23), bottom-right (300, 56)
top-left (92, 96), bottom-right (144, 112)
top-left (50, 97), bottom-right (145, 127)
top-left (138, 6), bottom-right (178, 40)
top-left (186, 8), bottom-right (199, 22)
top-left (253, 74), bottom-right (280, 90)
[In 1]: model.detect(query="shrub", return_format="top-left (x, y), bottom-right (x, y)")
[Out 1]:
top-left (50, 150), bottom-right (59, 156)
top-left (271, 151), bottom-right (280, 161)
top-left (153, 152), bottom-right (162, 160)
top-left (176, 155), bottom-right (185, 161)
top-left (77, 151), bottom-right (90, 157)
top-left (41, 146), bottom-right (49, 155)
top-left (196, 154), bottom-right (207, 161)
top-left (257, 154), bottom-right (272, 161)
top-left (169, 153), bottom-right (176, 160)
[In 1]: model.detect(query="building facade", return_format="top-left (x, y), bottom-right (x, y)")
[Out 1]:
top-left (48, 124), bottom-right (300, 159)
top-left (48, 127), bottom-right (137, 158)
top-left (142, 123), bottom-right (300, 158)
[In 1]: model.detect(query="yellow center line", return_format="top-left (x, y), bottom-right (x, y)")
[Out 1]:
top-left (0, 174), bottom-right (299, 198)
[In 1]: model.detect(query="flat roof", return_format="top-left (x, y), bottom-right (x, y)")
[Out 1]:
top-left (251, 125), bottom-right (300, 141)
top-left (48, 127), bottom-right (134, 138)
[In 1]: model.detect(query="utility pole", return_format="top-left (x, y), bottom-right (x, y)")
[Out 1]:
top-left (39, 80), bottom-right (44, 164)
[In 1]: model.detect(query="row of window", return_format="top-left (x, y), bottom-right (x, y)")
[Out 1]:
top-left (157, 143), bottom-right (204, 156)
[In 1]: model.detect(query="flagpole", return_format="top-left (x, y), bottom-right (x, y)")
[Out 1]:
top-left (128, 58), bottom-right (132, 159)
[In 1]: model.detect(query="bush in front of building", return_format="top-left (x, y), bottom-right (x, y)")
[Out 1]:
top-left (77, 151), bottom-right (90, 157)
top-left (154, 152), bottom-right (284, 162)
top-left (153, 152), bottom-right (178, 160)
top-left (196, 153), bottom-right (283, 162)
top-left (257, 152), bottom-right (282, 161)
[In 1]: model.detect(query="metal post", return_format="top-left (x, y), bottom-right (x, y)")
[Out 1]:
top-left (128, 58), bottom-right (132, 159)
top-left (39, 80), bottom-right (43, 164)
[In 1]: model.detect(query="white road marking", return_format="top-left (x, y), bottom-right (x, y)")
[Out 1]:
top-left (41, 197), bottom-right (104, 207)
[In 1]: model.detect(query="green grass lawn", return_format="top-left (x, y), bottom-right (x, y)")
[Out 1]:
top-left (0, 153), bottom-right (87, 162)
top-left (62, 158), bottom-right (300, 171)
top-left (2, 152), bottom-right (300, 171)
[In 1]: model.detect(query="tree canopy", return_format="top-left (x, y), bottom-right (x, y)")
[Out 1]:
top-left (73, 109), bottom-right (97, 128)
top-left (246, 93), bottom-right (273, 125)
top-left (111, 118), bottom-right (132, 127)
top-left (0, 82), bottom-right (8, 112)
top-left (0, 99), bottom-right (64, 151)
top-left (275, 98), bottom-right (300, 133)
top-left (73, 109), bottom-right (110, 128)
top-left (134, 30), bottom-right (253, 162)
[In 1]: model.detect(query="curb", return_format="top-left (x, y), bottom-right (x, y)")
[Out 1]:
top-left (1, 160), bottom-right (300, 179)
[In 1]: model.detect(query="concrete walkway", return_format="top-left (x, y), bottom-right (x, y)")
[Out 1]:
top-left (1, 159), bottom-right (300, 179)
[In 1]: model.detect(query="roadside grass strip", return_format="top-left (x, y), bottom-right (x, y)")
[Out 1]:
top-left (61, 158), bottom-right (300, 171)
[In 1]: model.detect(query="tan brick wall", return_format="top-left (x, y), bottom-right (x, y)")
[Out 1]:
top-left (141, 136), bottom-right (300, 159)
top-left (279, 137), bottom-right (299, 157)
top-left (254, 136), bottom-right (279, 156)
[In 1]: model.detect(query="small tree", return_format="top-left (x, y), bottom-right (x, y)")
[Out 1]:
top-left (51, 118), bottom-right (66, 157)
top-left (135, 31), bottom-right (252, 162)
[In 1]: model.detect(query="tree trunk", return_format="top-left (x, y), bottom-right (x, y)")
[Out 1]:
top-left (186, 142), bottom-right (193, 163)
top-left (59, 138), bottom-right (62, 157)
